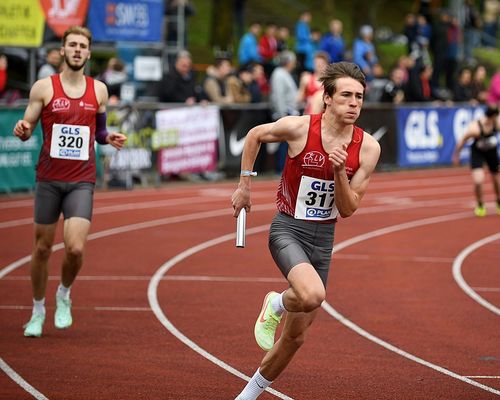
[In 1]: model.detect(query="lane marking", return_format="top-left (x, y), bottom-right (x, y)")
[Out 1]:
top-left (147, 226), bottom-right (293, 400)
top-left (466, 376), bottom-right (500, 379)
top-left (0, 357), bottom-right (49, 400)
top-left (0, 305), bottom-right (150, 312)
top-left (452, 233), bottom-right (500, 316)
top-left (1, 275), bottom-right (286, 283)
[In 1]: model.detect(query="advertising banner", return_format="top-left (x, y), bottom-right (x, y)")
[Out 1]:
top-left (396, 106), bottom-right (485, 167)
top-left (0, 0), bottom-right (44, 47)
top-left (156, 106), bottom-right (219, 175)
top-left (88, 0), bottom-right (163, 42)
top-left (39, 0), bottom-right (89, 38)
top-left (0, 109), bottom-right (42, 192)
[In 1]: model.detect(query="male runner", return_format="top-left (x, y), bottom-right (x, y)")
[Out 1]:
top-left (231, 61), bottom-right (380, 399)
top-left (13, 26), bottom-right (127, 337)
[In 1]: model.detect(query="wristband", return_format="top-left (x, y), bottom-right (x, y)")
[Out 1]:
top-left (240, 170), bottom-right (257, 177)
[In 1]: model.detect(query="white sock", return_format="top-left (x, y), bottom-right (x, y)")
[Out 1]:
top-left (33, 298), bottom-right (46, 316)
top-left (56, 283), bottom-right (71, 300)
top-left (270, 291), bottom-right (286, 316)
top-left (236, 369), bottom-right (272, 400)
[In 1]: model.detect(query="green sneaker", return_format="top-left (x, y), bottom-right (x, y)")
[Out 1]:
top-left (254, 291), bottom-right (282, 351)
top-left (55, 295), bottom-right (72, 329)
top-left (474, 205), bottom-right (486, 217)
top-left (24, 313), bottom-right (45, 337)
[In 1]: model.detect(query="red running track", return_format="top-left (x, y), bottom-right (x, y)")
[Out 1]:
top-left (0, 166), bottom-right (499, 400)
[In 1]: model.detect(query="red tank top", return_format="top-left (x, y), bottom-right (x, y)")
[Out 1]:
top-left (37, 74), bottom-right (99, 183)
top-left (276, 113), bottom-right (363, 223)
top-left (304, 74), bottom-right (322, 115)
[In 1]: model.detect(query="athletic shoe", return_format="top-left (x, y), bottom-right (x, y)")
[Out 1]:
top-left (55, 295), bottom-right (72, 329)
top-left (23, 313), bottom-right (45, 337)
top-left (474, 205), bottom-right (486, 217)
top-left (254, 291), bottom-right (282, 351)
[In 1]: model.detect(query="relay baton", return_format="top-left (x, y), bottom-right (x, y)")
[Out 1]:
top-left (236, 207), bottom-right (246, 248)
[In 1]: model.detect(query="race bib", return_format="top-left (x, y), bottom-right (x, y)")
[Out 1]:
top-left (50, 124), bottom-right (90, 161)
top-left (295, 175), bottom-right (338, 221)
top-left (476, 135), bottom-right (498, 151)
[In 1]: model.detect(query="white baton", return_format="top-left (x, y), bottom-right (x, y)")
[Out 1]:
top-left (236, 207), bottom-right (246, 248)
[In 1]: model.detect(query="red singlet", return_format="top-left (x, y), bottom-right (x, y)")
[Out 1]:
top-left (276, 113), bottom-right (363, 222)
top-left (37, 74), bottom-right (99, 183)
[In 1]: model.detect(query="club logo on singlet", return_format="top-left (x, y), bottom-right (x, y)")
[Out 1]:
top-left (52, 98), bottom-right (70, 112)
top-left (302, 151), bottom-right (325, 168)
top-left (79, 100), bottom-right (96, 111)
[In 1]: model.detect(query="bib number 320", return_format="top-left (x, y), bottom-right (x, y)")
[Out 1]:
top-left (50, 124), bottom-right (90, 161)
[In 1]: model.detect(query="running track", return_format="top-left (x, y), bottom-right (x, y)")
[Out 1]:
top-left (0, 166), bottom-right (498, 400)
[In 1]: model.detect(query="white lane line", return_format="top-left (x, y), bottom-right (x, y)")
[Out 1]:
top-left (452, 233), bottom-right (500, 316)
top-left (472, 287), bottom-right (500, 292)
top-left (147, 225), bottom-right (293, 400)
top-left (466, 376), bottom-right (500, 379)
top-left (0, 357), bottom-right (49, 400)
top-left (1, 275), bottom-right (286, 283)
top-left (1, 205), bottom-right (497, 397)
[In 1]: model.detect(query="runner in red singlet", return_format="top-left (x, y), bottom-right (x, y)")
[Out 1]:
top-left (297, 51), bottom-right (329, 115)
top-left (232, 62), bottom-right (380, 399)
top-left (13, 26), bottom-right (127, 338)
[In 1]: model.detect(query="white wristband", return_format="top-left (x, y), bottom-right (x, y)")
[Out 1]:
top-left (240, 170), bottom-right (257, 177)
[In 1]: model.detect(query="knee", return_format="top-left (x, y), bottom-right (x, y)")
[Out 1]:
top-left (298, 287), bottom-right (325, 313)
top-left (33, 242), bottom-right (52, 260)
top-left (65, 244), bottom-right (84, 261)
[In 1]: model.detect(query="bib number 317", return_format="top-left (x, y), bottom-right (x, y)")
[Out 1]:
top-left (294, 175), bottom-right (338, 220)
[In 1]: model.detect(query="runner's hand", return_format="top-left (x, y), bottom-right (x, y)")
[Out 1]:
top-left (13, 120), bottom-right (32, 142)
top-left (107, 132), bottom-right (127, 150)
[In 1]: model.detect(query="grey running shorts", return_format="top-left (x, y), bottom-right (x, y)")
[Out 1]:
top-left (34, 181), bottom-right (95, 224)
top-left (268, 212), bottom-right (336, 287)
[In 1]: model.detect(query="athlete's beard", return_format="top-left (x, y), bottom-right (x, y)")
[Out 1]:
top-left (64, 54), bottom-right (87, 72)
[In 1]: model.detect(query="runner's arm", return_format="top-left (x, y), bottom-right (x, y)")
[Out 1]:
top-left (332, 133), bottom-right (380, 218)
top-left (13, 79), bottom-right (47, 141)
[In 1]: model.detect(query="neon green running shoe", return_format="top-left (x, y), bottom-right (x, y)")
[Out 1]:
top-left (254, 291), bottom-right (282, 351)
top-left (55, 295), bottom-right (72, 329)
top-left (23, 313), bottom-right (45, 337)
top-left (474, 205), bottom-right (487, 217)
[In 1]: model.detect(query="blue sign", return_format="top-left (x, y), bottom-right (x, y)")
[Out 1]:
top-left (88, 0), bottom-right (164, 42)
top-left (396, 106), bottom-right (485, 167)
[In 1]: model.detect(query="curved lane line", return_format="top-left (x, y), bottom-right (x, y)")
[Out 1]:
top-left (147, 226), bottom-right (293, 400)
top-left (0, 357), bottom-right (48, 400)
top-left (452, 233), bottom-right (500, 316)
top-left (2, 207), bottom-right (498, 397)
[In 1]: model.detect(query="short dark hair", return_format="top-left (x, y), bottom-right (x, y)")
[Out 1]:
top-left (319, 61), bottom-right (366, 96)
top-left (485, 104), bottom-right (499, 117)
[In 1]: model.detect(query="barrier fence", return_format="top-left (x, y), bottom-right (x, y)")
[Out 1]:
top-left (0, 102), bottom-right (491, 193)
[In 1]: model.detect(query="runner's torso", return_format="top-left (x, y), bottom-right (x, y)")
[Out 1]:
top-left (276, 113), bottom-right (364, 223)
top-left (37, 74), bottom-right (99, 183)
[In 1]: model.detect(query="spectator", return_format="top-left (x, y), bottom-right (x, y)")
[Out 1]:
top-left (0, 55), bottom-right (6, 94)
top-left (294, 11), bottom-right (312, 75)
top-left (403, 13), bottom-right (418, 54)
top-left (471, 64), bottom-right (489, 103)
top-left (248, 62), bottom-right (269, 101)
top-left (405, 62), bottom-right (437, 102)
top-left (98, 57), bottom-right (128, 103)
top-left (463, 0), bottom-right (482, 62)
top-left (352, 25), bottom-right (378, 81)
top-left (269, 51), bottom-right (299, 172)
top-left (226, 66), bottom-right (252, 103)
top-left (202, 57), bottom-right (234, 103)
top-left (430, 9), bottom-right (451, 90)
top-left (0, 54), bottom-right (22, 104)
top-left (365, 63), bottom-right (390, 102)
top-left (297, 51), bottom-right (328, 114)
top-left (380, 67), bottom-right (406, 104)
top-left (453, 67), bottom-right (475, 103)
top-left (276, 26), bottom-right (290, 53)
top-left (258, 23), bottom-right (278, 78)
top-left (158, 50), bottom-right (199, 104)
top-left (481, 0), bottom-right (500, 47)
top-left (304, 29), bottom-right (323, 72)
top-left (445, 13), bottom-right (460, 92)
top-left (319, 19), bottom-right (345, 63)
top-left (486, 67), bottom-right (500, 104)
top-left (238, 22), bottom-right (262, 67)
top-left (37, 48), bottom-right (61, 79)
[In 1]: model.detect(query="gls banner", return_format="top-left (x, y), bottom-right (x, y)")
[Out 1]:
top-left (88, 0), bottom-right (163, 42)
top-left (396, 106), bottom-right (484, 167)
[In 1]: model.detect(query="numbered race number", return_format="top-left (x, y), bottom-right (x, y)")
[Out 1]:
top-left (295, 175), bottom-right (338, 221)
top-left (50, 124), bottom-right (90, 161)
